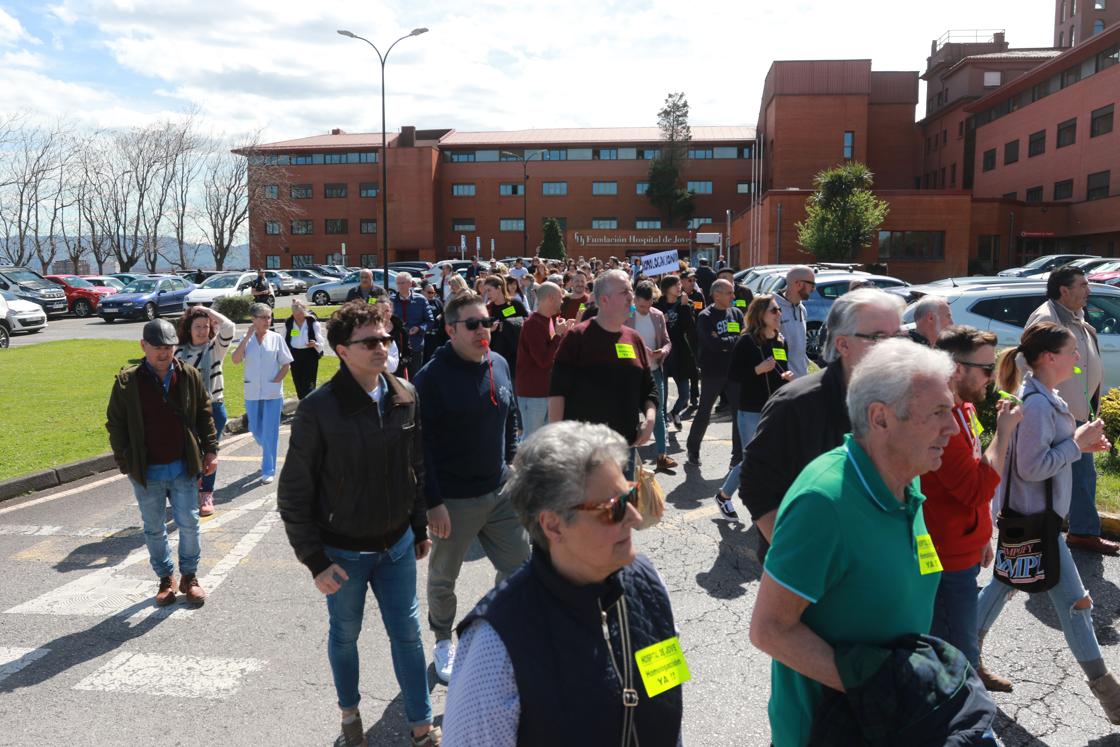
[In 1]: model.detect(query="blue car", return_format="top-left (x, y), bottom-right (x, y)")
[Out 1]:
top-left (98, 274), bottom-right (196, 323)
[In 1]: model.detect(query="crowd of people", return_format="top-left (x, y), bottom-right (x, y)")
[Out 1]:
top-left (103, 254), bottom-right (1120, 746)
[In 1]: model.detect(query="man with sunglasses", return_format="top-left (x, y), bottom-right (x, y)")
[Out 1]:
top-left (277, 301), bottom-right (440, 747)
top-left (920, 325), bottom-right (1021, 692)
top-left (775, 265), bottom-right (815, 377)
top-left (413, 292), bottom-right (528, 687)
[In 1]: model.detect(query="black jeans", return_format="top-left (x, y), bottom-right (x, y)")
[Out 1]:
top-left (290, 347), bottom-right (320, 400)
top-left (685, 374), bottom-right (741, 463)
top-left (400, 347), bottom-right (424, 381)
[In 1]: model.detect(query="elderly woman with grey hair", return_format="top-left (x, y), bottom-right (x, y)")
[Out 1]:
top-left (231, 302), bottom-right (293, 483)
top-left (443, 421), bottom-right (684, 747)
top-left (284, 297), bottom-right (325, 400)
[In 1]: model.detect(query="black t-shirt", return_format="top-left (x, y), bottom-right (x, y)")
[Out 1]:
top-left (250, 277), bottom-right (271, 296)
top-left (728, 334), bottom-right (790, 412)
top-left (487, 299), bottom-right (528, 370)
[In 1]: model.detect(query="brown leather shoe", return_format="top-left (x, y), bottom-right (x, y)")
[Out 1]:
top-left (156, 576), bottom-right (177, 607)
top-left (1067, 533), bottom-right (1120, 556)
top-left (978, 661), bottom-right (1013, 692)
top-left (656, 454), bottom-right (678, 472)
top-left (179, 574), bottom-right (206, 606)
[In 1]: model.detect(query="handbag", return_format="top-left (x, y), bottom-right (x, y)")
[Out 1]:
top-left (635, 463), bottom-right (665, 530)
top-left (992, 394), bottom-right (1062, 593)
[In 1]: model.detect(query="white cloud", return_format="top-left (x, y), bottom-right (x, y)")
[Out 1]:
top-left (0, 7), bottom-right (32, 45)
top-left (19, 0), bottom-right (1058, 140)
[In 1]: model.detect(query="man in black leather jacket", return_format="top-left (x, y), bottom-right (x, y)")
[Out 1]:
top-left (277, 300), bottom-right (440, 747)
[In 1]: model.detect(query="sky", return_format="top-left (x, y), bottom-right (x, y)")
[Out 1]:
top-left (0, 0), bottom-right (1057, 143)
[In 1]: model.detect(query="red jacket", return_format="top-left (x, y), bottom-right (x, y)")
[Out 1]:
top-left (920, 403), bottom-right (1001, 572)
top-left (515, 312), bottom-right (563, 397)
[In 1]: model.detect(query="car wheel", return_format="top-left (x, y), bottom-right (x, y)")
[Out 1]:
top-left (144, 302), bottom-right (157, 321)
top-left (806, 322), bottom-right (824, 360)
top-left (102, 316), bottom-right (116, 324)
top-left (0, 325), bottom-right (9, 348)
top-left (312, 291), bottom-right (330, 306)
top-left (73, 299), bottom-right (92, 318)
top-left (267, 295), bottom-right (276, 308)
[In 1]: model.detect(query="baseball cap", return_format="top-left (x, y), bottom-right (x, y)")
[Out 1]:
top-left (142, 319), bottom-right (178, 346)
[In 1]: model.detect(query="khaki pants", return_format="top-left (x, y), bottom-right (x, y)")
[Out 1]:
top-left (427, 489), bottom-right (530, 640)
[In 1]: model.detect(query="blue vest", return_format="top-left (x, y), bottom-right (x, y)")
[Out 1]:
top-left (458, 549), bottom-right (683, 746)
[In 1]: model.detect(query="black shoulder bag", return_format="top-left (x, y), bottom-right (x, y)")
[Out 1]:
top-left (992, 393), bottom-right (1062, 593)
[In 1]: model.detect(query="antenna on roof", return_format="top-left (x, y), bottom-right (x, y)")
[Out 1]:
top-left (950, 276), bottom-right (958, 287)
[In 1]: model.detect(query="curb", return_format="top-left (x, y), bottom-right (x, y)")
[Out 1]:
top-left (0, 398), bottom-right (300, 503)
top-left (1101, 512), bottom-right (1120, 540)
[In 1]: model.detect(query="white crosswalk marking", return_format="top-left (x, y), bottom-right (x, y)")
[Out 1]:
top-left (73, 652), bottom-right (264, 699)
top-left (4, 495), bottom-right (276, 617)
top-left (0, 646), bottom-right (50, 684)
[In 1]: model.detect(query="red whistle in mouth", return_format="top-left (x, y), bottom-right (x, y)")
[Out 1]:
top-left (479, 339), bottom-right (490, 348)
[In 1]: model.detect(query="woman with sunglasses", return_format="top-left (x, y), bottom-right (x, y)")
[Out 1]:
top-left (976, 322), bottom-right (1120, 722)
top-left (443, 421), bottom-right (684, 747)
top-left (713, 294), bottom-right (794, 520)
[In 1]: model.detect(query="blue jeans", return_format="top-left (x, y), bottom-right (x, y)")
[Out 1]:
top-left (720, 411), bottom-right (763, 497)
top-left (246, 398), bottom-right (283, 478)
top-left (653, 369), bottom-right (667, 455)
top-left (977, 533), bottom-right (1101, 664)
top-left (200, 400), bottom-right (227, 494)
top-left (130, 473), bottom-right (201, 578)
top-left (1069, 426), bottom-right (1101, 536)
top-left (517, 396), bottom-right (549, 441)
top-left (324, 528), bottom-right (432, 727)
top-left (930, 564), bottom-right (981, 667)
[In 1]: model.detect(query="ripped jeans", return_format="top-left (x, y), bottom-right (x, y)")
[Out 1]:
top-left (977, 533), bottom-right (1101, 664)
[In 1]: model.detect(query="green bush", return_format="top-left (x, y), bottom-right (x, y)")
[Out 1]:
top-left (213, 295), bottom-right (252, 322)
top-left (1098, 387), bottom-right (1120, 451)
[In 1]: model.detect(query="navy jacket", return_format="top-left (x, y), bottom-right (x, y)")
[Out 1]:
top-left (392, 290), bottom-right (434, 352)
top-left (413, 342), bottom-right (517, 507)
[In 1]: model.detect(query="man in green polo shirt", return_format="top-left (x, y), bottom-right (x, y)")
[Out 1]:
top-left (748, 338), bottom-right (959, 747)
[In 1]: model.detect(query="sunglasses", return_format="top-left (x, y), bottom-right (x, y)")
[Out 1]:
top-left (956, 359), bottom-right (997, 374)
top-left (767, 307), bottom-right (781, 314)
top-left (453, 317), bottom-right (497, 330)
top-left (852, 331), bottom-right (909, 343)
top-left (574, 483), bottom-right (636, 524)
top-left (345, 335), bottom-right (393, 350)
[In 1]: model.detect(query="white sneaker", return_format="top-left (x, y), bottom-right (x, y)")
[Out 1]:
top-left (261, 475), bottom-right (274, 484)
top-left (433, 639), bottom-right (455, 684)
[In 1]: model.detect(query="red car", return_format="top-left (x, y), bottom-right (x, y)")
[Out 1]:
top-left (1088, 261), bottom-right (1120, 285)
top-left (46, 274), bottom-right (117, 317)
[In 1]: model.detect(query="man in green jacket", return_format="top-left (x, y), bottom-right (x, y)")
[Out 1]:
top-left (106, 319), bottom-right (219, 606)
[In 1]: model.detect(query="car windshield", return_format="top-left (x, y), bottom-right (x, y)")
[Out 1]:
top-left (1022, 256), bottom-right (1058, 270)
top-left (1, 290), bottom-right (15, 301)
top-left (7, 270), bottom-right (45, 284)
top-left (64, 276), bottom-right (94, 289)
top-left (201, 274), bottom-right (239, 289)
top-left (122, 279), bottom-right (158, 294)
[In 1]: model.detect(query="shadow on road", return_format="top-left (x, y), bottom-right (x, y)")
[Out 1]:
top-left (665, 464), bottom-right (719, 511)
top-left (1022, 549), bottom-right (1120, 643)
top-left (53, 528), bottom-right (145, 573)
top-left (696, 520), bottom-right (762, 600)
top-left (993, 709), bottom-right (1052, 746)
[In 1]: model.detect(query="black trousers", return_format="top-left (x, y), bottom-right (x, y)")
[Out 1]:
top-left (400, 347), bottom-right (424, 381)
top-left (685, 374), bottom-right (741, 464)
top-left (290, 347), bottom-right (320, 400)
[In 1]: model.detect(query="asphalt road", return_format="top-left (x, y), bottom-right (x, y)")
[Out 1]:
top-left (3, 409), bottom-right (1120, 745)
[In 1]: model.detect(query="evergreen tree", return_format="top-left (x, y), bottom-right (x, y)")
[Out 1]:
top-left (646, 92), bottom-right (695, 228)
top-left (796, 162), bottom-right (890, 261)
top-left (538, 217), bottom-right (566, 260)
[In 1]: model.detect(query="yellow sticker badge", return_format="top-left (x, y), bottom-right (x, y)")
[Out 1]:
top-left (635, 637), bottom-right (692, 698)
top-left (615, 343), bottom-right (637, 360)
top-left (968, 410), bottom-right (984, 438)
top-left (735, 299), bottom-right (747, 307)
top-left (916, 534), bottom-right (943, 575)
top-left (579, 303), bottom-right (587, 312)
top-left (692, 300), bottom-right (703, 310)
top-left (502, 305), bottom-right (516, 318)
top-left (772, 348), bottom-right (788, 361)
top-left (726, 322), bottom-right (741, 334)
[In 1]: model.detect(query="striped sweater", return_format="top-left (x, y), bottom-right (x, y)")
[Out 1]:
top-left (175, 313), bottom-right (236, 403)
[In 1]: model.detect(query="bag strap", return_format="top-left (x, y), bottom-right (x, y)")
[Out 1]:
top-left (1002, 390), bottom-right (1054, 515)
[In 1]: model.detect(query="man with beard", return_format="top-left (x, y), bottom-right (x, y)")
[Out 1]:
top-left (775, 266), bottom-right (815, 377)
top-left (559, 269), bottom-right (592, 320)
top-left (921, 325), bottom-right (1021, 691)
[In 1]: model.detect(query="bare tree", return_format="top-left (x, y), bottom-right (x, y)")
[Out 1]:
top-left (167, 118), bottom-right (206, 271)
top-left (32, 126), bottom-right (76, 273)
top-left (0, 123), bottom-right (62, 267)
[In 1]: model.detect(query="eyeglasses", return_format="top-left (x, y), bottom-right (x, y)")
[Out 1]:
top-left (253, 315), bottom-right (272, 321)
top-left (574, 483), bottom-right (636, 524)
top-left (799, 279), bottom-right (816, 288)
top-left (452, 316), bottom-right (497, 331)
top-left (767, 307), bottom-right (781, 314)
top-left (956, 359), bottom-right (997, 374)
top-left (851, 331), bottom-right (909, 343)
top-left (344, 335), bottom-right (393, 350)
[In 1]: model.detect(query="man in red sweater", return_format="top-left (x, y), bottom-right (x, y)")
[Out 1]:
top-left (921, 325), bottom-right (1021, 691)
top-left (515, 282), bottom-right (570, 439)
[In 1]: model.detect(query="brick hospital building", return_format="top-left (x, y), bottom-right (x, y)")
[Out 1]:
top-left (241, 0), bottom-right (1120, 282)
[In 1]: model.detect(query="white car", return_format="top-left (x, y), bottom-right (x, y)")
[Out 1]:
top-left (1, 288), bottom-right (48, 345)
top-left (185, 272), bottom-right (265, 307)
top-left (903, 281), bottom-right (1120, 391)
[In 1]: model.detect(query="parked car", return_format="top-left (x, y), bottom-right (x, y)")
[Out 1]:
top-left (284, 268), bottom-right (331, 287)
top-left (0, 288), bottom-right (47, 338)
top-left (305, 264), bottom-right (347, 279)
top-left (1087, 261), bottom-right (1120, 285)
top-left (389, 261), bottom-right (434, 274)
top-left (46, 274), bottom-right (117, 318)
top-left (997, 254), bottom-right (1096, 277)
top-left (1037, 257), bottom-right (1119, 281)
top-left (264, 270), bottom-right (301, 296)
top-left (185, 272), bottom-right (260, 307)
top-left (422, 259), bottom-right (490, 283)
top-left (306, 269), bottom-right (399, 305)
top-left (98, 274), bottom-right (196, 323)
top-left (110, 273), bottom-right (147, 286)
top-left (0, 266), bottom-right (69, 316)
top-left (81, 275), bottom-right (126, 291)
top-left (925, 275), bottom-right (1039, 288)
top-left (901, 281), bottom-right (1120, 391)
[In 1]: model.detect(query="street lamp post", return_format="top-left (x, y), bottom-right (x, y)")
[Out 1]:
top-left (500, 149), bottom-right (543, 257)
top-left (338, 27), bottom-right (428, 290)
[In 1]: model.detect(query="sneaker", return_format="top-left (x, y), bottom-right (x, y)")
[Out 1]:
top-left (433, 639), bottom-right (455, 684)
top-left (261, 475), bottom-right (275, 485)
top-left (156, 575), bottom-right (177, 607)
top-left (670, 411), bottom-right (682, 430)
top-left (340, 710), bottom-right (365, 746)
top-left (411, 725), bottom-right (442, 746)
top-left (198, 492), bottom-right (214, 517)
top-left (715, 491), bottom-right (740, 521)
top-left (179, 574), bottom-right (206, 606)
top-left (656, 454), bottom-right (678, 472)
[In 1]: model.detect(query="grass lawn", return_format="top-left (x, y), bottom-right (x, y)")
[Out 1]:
top-left (1096, 454), bottom-right (1120, 515)
top-left (272, 304), bottom-right (339, 321)
top-left (0, 339), bottom-right (339, 481)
